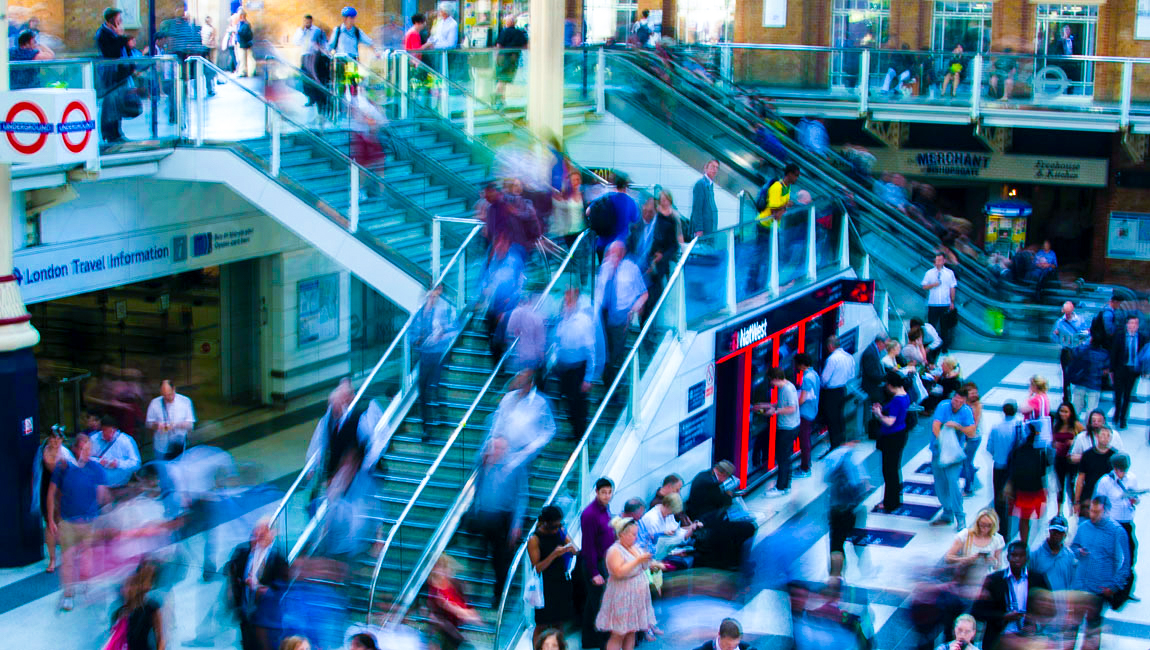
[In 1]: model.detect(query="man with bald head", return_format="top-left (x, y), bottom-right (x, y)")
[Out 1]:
top-left (1050, 300), bottom-right (1087, 403)
top-left (227, 519), bottom-right (288, 650)
top-left (146, 379), bottom-right (196, 460)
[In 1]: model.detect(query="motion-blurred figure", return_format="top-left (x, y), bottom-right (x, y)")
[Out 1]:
top-left (92, 415), bottom-right (142, 487)
top-left (551, 286), bottom-right (598, 439)
top-left (306, 379), bottom-right (376, 487)
top-left (506, 293), bottom-right (546, 378)
top-left (146, 379), bottom-right (196, 460)
top-left (48, 432), bottom-right (109, 611)
top-left (227, 519), bottom-right (289, 650)
top-left (595, 241), bottom-right (647, 386)
top-left (412, 283), bottom-right (457, 437)
top-left (480, 235), bottom-right (527, 360)
top-left (488, 370), bottom-right (556, 470)
top-left (32, 425), bottom-right (74, 573)
top-left (469, 435), bottom-right (527, 605)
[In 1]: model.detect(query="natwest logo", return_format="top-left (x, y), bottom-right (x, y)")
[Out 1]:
top-left (732, 317), bottom-right (770, 350)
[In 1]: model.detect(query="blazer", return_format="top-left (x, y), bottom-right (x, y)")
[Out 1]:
top-left (226, 542), bottom-right (289, 623)
top-left (971, 568), bottom-right (1051, 650)
top-left (1110, 331), bottom-right (1148, 374)
top-left (685, 469), bottom-right (732, 524)
top-left (690, 177), bottom-right (719, 236)
top-left (627, 214), bottom-right (680, 277)
top-left (860, 343), bottom-right (885, 399)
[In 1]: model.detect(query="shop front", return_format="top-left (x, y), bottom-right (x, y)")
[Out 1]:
top-left (711, 278), bottom-right (874, 489)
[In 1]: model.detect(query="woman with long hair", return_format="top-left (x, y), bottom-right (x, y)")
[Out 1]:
top-left (1018, 375), bottom-right (1051, 418)
top-left (943, 509), bottom-right (1005, 593)
top-left (1052, 401), bottom-right (1083, 513)
top-left (32, 426), bottom-right (74, 572)
top-left (110, 560), bottom-right (164, 650)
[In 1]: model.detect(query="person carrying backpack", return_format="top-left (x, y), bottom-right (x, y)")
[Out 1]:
top-left (233, 9), bottom-right (254, 77)
top-left (586, 176), bottom-right (638, 260)
top-left (1005, 421), bottom-right (1052, 546)
top-left (746, 163), bottom-right (800, 294)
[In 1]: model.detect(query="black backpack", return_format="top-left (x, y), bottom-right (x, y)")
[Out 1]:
top-left (754, 178), bottom-right (779, 213)
top-left (635, 23), bottom-right (651, 46)
top-left (587, 194), bottom-right (616, 238)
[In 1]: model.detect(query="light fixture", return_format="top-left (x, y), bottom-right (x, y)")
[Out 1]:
top-left (1007, 188), bottom-right (1018, 197)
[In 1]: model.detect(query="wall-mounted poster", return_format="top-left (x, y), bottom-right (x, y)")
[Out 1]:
top-left (117, 0), bottom-right (141, 29)
top-left (298, 274), bottom-right (340, 347)
top-left (762, 0), bottom-right (786, 27)
top-left (1107, 212), bottom-right (1150, 261)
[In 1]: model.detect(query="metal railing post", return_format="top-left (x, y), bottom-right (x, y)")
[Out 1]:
top-left (725, 229), bottom-right (737, 313)
top-left (720, 44), bottom-right (732, 89)
top-left (858, 49), bottom-right (870, 116)
top-left (595, 48), bottom-right (606, 114)
top-left (1121, 60), bottom-right (1133, 130)
top-left (175, 58), bottom-right (186, 134)
top-left (195, 59), bottom-right (206, 146)
top-left (861, 253), bottom-right (871, 280)
top-left (270, 113), bottom-right (281, 177)
top-left (456, 246), bottom-right (466, 306)
top-left (806, 205), bottom-right (817, 280)
top-left (674, 275), bottom-right (687, 337)
top-left (439, 51), bottom-right (450, 118)
top-left (402, 332), bottom-right (413, 390)
top-left (81, 62), bottom-right (100, 172)
top-left (628, 354), bottom-right (641, 422)
top-left (465, 95), bottom-right (475, 136)
top-left (399, 57), bottom-right (409, 120)
top-left (349, 168), bottom-right (360, 233)
top-left (579, 446), bottom-right (589, 504)
top-left (971, 54), bottom-right (983, 121)
top-left (881, 291), bottom-right (890, 329)
top-left (431, 218), bottom-right (442, 282)
top-left (769, 221), bottom-right (780, 297)
top-left (839, 212), bottom-right (850, 270)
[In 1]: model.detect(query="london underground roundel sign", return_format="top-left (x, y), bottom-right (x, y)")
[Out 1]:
top-left (3, 101), bottom-right (51, 154)
top-left (0, 89), bottom-right (98, 164)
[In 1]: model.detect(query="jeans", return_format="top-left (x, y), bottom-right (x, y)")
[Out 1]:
top-left (882, 68), bottom-right (911, 92)
top-left (798, 418), bottom-right (814, 472)
top-left (1071, 384), bottom-right (1100, 418)
top-left (960, 435), bottom-right (981, 495)
top-left (932, 454), bottom-right (965, 528)
top-left (775, 426), bottom-right (797, 490)
top-left (927, 305), bottom-right (954, 352)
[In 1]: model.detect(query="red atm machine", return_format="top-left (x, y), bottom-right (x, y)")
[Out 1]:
top-left (712, 278), bottom-right (874, 489)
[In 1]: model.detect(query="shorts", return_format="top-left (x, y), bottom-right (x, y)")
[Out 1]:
top-left (1012, 490), bottom-right (1046, 519)
top-left (58, 520), bottom-right (94, 550)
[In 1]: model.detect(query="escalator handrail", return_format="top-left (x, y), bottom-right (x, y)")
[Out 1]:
top-left (602, 52), bottom-right (1071, 328)
top-left (268, 223), bottom-right (485, 555)
top-left (491, 234), bottom-right (702, 648)
top-left (367, 229), bottom-right (595, 620)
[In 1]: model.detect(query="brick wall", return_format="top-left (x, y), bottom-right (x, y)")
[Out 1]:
top-left (1091, 136), bottom-right (1150, 285)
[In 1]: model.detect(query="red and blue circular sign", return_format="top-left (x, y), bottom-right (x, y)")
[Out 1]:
top-left (0, 98), bottom-right (96, 155)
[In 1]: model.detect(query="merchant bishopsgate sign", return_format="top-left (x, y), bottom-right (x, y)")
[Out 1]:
top-left (861, 148), bottom-right (1108, 187)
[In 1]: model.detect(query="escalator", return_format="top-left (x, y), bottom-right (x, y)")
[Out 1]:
top-left (594, 49), bottom-right (1132, 348)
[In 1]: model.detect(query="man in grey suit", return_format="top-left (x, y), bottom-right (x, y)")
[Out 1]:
top-left (690, 159), bottom-right (720, 237)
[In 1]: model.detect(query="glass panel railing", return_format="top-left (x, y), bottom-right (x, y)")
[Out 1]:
top-left (973, 52), bottom-right (1123, 114)
top-left (9, 57), bottom-right (182, 154)
top-left (368, 229), bottom-right (598, 623)
top-left (1131, 60), bottom-right (1150, 117)
top-left (729, 45), bottom-right (857, 102)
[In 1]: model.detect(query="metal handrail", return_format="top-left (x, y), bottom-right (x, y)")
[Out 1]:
top-left (698, 42), bottom-right (1150, 64)
top-left (366, 229), bottom-right (594, 619)
top-left (268, 223), bottom-right (485, 556)
top-left (491, 234), bottom-right (701, 647)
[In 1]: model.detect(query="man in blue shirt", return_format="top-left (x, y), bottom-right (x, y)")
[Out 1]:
top-left (795, 353), bottom-right (819, 478)
top-left (931, 386), bottom-right (976, 531)
top-left (47, 433), bottom-right (109, 611)
top-left (987, 400), bottom-right (1022, 537)
top-left (594, 176), bottom-right (638, 257)
top-left (1071, 496), bottom-right (1130, 649)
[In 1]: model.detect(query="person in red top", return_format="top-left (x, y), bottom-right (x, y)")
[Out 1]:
top-left (404, 13), bottom-right (425, 60)
top-left (427, 555), bottom-right (479, 650)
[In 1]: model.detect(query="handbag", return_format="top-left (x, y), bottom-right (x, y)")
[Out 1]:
top-left (115, 83), bottom-right (143, 119)
top-left (524, 567), bottom-right (545, 608)
top-left (938, 425), bottom-right (965, 466)
top-left (102, 618), bottom-right (128, 650)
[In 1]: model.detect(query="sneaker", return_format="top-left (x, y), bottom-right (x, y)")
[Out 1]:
top-left (793, 470), bottom-right (812, 479)
top-left (765, 487), bottom-right (790, 498)
top-left (930, 517), bottom-right (953, 527)
top-left (59, 596), bottom-right (74, 612)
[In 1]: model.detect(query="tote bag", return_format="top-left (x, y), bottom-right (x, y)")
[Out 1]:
top-left (938, 425), bottom-right (965, 467)
top-left (102, 618), bottom-right (128, 650)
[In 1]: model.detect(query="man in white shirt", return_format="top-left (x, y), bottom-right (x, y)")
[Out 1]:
top-left (921, 253), bottom-right (958, 353)
top-left (91, 415), bottom-right (142, 487)
top-left (1094, 453), bottom-right (1138, 580)
top-left (553, 287), bottom-right (598, 440)
top-left (292, 14), bottom-right (322, 51)
top-left (424, 2), bottom-right (458, 50)
top-left (488, 370), bottom-right (556, 471)
top-left (146, 379), bottom-right (196, 460)
top-left (820, 334), bottom-right (856, 450)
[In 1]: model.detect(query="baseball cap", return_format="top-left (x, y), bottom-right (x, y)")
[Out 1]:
top-left (341, 6), bottom-right (358, 17)
top-left (1048, 516), bottom-right (1069, 533)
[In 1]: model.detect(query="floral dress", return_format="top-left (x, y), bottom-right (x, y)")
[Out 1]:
top-left (595, 542), bottom-right (656, 634)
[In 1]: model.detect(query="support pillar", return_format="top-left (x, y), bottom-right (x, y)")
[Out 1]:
top-left (0, 0), bottom-right (45, 568)
top-left (528, 0), bottom-right (565, 142)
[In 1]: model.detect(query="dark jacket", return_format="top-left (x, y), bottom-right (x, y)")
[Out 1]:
top-left (1110, 331), bottom-right (1148, 374)
top-left (627, 213), bottom-right (679, 278)
top-left (685, 469), bottom-right (731, 524)
top-left (690, 177), bottom-right (718, 236)
top-left (225, 542), bottom-right (289, 623)
top-left (972, 567), bottom-right (1052, 650)
top-left (1007, 443), bottom-right (1050, 493)
top-left (94, 23), bottom-right (133, 92)
top-left (860, 342), bottom-right (885, 400)
top-left (1067, 343), bottom-right (1110, 391)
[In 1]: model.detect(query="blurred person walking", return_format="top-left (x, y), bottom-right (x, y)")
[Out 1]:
top-left (426, 556), bottom-right (480, 650)
top-left (580, 478), bottom-right (615, 649)
top-left (32, 426), bottom-right (74, 573)
top-left (412, 283), bottom-right (457, 437)
top-left (595, 241), bottom-right (647, 386)
top-left (628, 190), bottom-right (681, 323)
top-left (552, 286), bottom-right (598, 440)
top-left (1075, 427), bottom-right (1116, 509)
top-left (306, 379), bottom-right (371, 487)
top-left (1067, 338), bottom-right (1109, 421)
top-left (587, 176), bottom-right (638, 260)
top-left (1110, 315), bottom-right (1146, 430)
top-left (507, 294), bottom-right (547, 378)
top-left (227, 520), bottom-right (289, 650)
top-left (873, 373), bottom-right (911, 512)
top-left (1051, 302), bottom-right (1088, 404)
top-left (481, 235), bottom-right (527, 359)
top-left (488, 370), bottom-right (556, 469)
top-left (1070, 496), bottom-right (1130, 650)
top-left (94, 7), bottom-right (132, 144)
top-left (944, 509), bottom-right (1005, 583)
top-left (551, 170), bottom-right (586, 247)
top-left (1029, 515), bottom-right (1077, 643)
top-left (493, 14), bottom-right (526, 107)
top-left (108, 561), bottom-right (165, 650)
top-left (528, 505), bottom-right (578, 642)
top-left (1006, 422), bottom-right (1052, 546)
top-left (233, 10), bottom-right (254, 77)
top-left (48, 432), bottom-right (109, 611)
top-left (469, 436), bottom-right (528, 605)
top-left (820, 335), bottom-right (856, 451)
top-left (824, 441), bottom-right (869, 569)
top-left (1052, 402), bottom-right (1084, 516)
top-left (921, 253), bottom-right (958, 353)
top-left (987, 400), bottom-right (1023, 536)
top-left (596, 518), bottom-right (659, 650)
top-left (145, 380), bottom-right (195, 461)
top-left (1093, 453), bottom-right (1138, 605)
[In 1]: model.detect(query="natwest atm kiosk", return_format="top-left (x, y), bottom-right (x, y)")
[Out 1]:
top-left (712, 278), bottom-right (874, 489)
